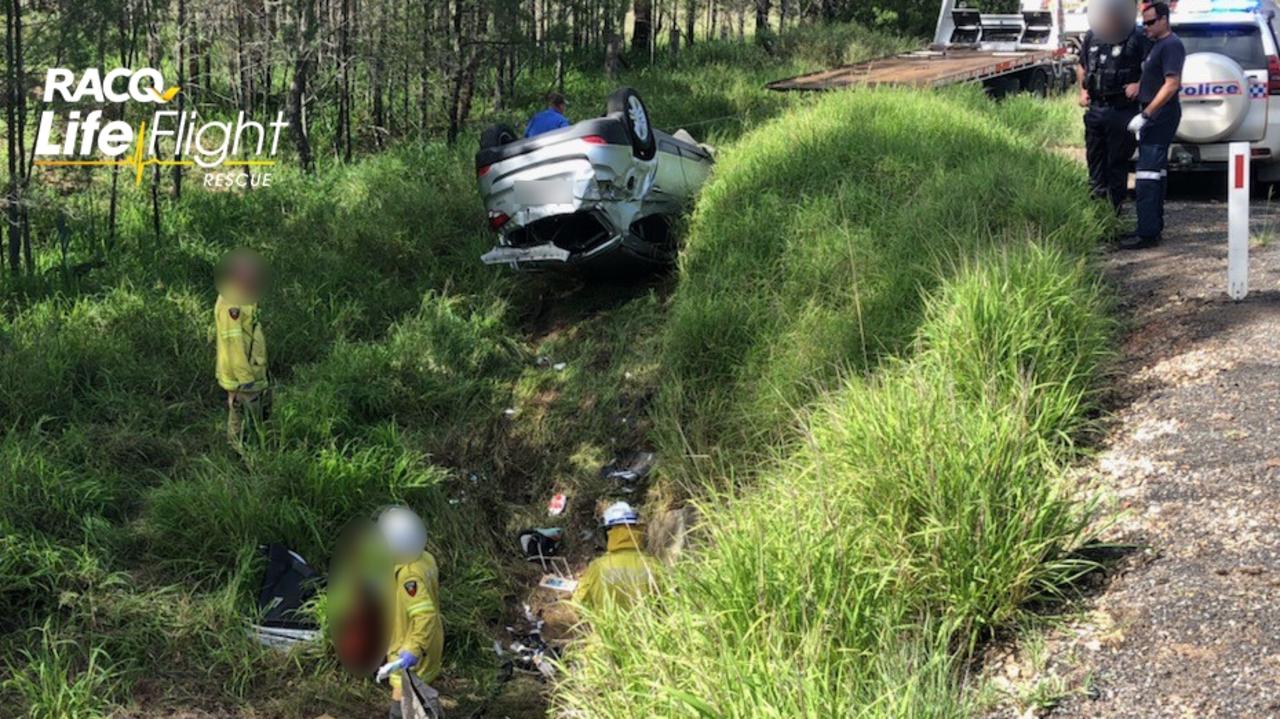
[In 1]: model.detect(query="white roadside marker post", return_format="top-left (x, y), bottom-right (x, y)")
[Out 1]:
top-left (1228, 141), bottom-right (1250, 301)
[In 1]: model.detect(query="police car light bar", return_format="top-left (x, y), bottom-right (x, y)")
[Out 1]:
top-left (1170, 0), bottom-right (1263, 14)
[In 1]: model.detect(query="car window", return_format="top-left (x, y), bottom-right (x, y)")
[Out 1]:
top-left (1175, 23), bottom-right (1267, 69)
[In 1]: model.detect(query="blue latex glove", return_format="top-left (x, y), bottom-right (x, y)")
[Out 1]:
top-left (398, 650), bottom-right (418, 669)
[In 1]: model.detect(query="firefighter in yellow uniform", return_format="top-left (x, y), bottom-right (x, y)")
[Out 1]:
top-left (573, 502), bottom-right (660, 614)
top-left (375, 507), bottom-right (444, 719)
top-left (214, 249), bottom-right (268, 448)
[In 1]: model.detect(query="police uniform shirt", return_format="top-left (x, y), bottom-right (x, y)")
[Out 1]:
top-left (1083, 29), bottom-right (1149, 101)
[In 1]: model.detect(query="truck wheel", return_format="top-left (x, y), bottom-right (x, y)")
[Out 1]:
top-left (1025, 68), bottom-right (1050, 98)
top-left (984, 76), bottom-right (1020, 100)
top-left (480, 123), bottom-right (518, 150)
top-left (606, 87), bottom-right (657, 161)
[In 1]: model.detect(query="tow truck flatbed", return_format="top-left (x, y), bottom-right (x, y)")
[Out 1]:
top-left (766, 48), bottom-right (1064, 92)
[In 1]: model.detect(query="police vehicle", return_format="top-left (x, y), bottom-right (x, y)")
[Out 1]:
top-left (1166, 0), bottom-right (1280, 181)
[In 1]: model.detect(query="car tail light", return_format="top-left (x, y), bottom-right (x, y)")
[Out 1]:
top-left (477, 164), bottom-right (492, 177)
top-left (488, 212), bottom-right (510, 231)
top-left (1254, 147), bottom-right (1271, 157)
top-left (582, 135), bottom-right (607, 145)
top-left (1268, 55), bottom-right (1280, 95)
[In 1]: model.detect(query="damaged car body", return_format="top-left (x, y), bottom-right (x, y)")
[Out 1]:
top-left (475, 88), bottom-right (715, 272)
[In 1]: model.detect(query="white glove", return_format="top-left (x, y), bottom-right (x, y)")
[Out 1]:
top-left (1128, 113), bottom-right (1149, 136)
top-left (375, 657), bottom-right (407, 683)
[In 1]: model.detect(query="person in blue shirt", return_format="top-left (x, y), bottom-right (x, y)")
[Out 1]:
top-left (1123, 1), bottom-right (1184, 250)
top-left (524, 92), bottom-right (570, 138)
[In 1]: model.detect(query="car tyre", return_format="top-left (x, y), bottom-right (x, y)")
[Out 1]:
top-left (606, 87), bottom-right (656, 161)
top-left (480, 123), bottom-right (518, 150)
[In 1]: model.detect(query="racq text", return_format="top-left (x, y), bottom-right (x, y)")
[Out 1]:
top-left (204, 172), bottom-right (274, 188)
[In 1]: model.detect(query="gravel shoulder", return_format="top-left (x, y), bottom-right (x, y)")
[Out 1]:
top-left (983, 180), bottom-right (1280, 719)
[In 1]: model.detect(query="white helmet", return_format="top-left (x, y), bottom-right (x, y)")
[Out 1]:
top-left (601, 501), bottom-right (640, 528)
top-left (377, 506), bottom-right (427, 561)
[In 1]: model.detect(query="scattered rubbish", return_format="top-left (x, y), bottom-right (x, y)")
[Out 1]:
top-left (535, 356), bottom-right (551, 367)
top-left (538, 575), bottom-right (578, 593)
top-left (602, 451), bottom-right (655, 485)
top-left (252, 624), bottom-right (323, 650)
top-left (503, 407), bottom-right (517, 417)
top-left (518, 528), bottom-right (562, 562)
top-left (552, 362), bottom-right (567, 371)
top-left (400, 670), bottom-right (442, 719)
top-left (252, 544), bottom-right (323, 650)
top-left (624, 371), bottom-right (634, 380)
top-left (547, 492), bottom-right (567, 516)
top-left (493, 605), bottom-right (561, 681)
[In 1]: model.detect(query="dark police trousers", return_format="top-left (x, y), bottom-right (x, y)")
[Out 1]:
top-left (1135, 103), bottom-right (1182, 241)
top-left (1084, 99), bottom-right (1140, 210)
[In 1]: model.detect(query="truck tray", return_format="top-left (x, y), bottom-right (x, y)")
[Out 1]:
top-left (767, 48), bottom-right (1060, 91)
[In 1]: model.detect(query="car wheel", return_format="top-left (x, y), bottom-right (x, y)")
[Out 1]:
top-left (606, 87), bottom-right (656, 161)
top-left (480, 123), bottom-right (518, 150)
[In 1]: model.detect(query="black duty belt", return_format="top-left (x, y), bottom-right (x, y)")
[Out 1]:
top-left (1091, 95), bottom-right (1138, 109)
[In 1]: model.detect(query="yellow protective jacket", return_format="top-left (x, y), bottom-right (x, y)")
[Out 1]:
top-left (572, 526), bottom-right (660, 612)
top-left (215, 293), bottom-right (268, 391)
top-left (387, 551), bottom-right (444, 687)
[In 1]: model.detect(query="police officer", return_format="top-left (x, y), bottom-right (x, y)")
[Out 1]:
top-left (1078, 0), bottom-right (1148, 213)
top-left (1123, 1), bottom-right (1185, 249)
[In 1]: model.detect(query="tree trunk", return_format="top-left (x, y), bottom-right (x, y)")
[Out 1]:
top-left (419, 0), bottom-right (432, 135)
top-left (173, 0), bottom-right (186, 199)
top-left (683, 0), bottom-right (694, 46)
top-left (372, 1), bottom-right (387, 150)
top-left (288, 0), bottom-right (316, 172)
top-left (5, 0), bottom-right (18, 274)
top-left (632, 0), bottom-right (652, 54)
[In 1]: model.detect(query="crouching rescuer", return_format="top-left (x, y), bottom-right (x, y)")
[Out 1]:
top-left (573, 502), bottom-right (661, 614)
top-left (214, 249), bottom-right (269, 448)
top-left (375, 507), bottom-right (444, 719)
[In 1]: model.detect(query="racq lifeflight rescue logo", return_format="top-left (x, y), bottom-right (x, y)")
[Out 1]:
top-left (34, 68), bottom-right (288, 187)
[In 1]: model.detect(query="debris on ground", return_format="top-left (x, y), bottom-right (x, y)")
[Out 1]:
top-left (494, 605), bottom-right (562, 681)
top-left (546, 492), bottom-right (567, 516)
top-left (251, 544), bottom-right (323, 650)
top-left (537, 575), bottom-right (578, 593)
top-left (517, 528), bottom-right (562, 562)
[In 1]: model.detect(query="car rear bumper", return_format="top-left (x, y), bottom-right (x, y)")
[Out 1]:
top-left (1169, 132), bottom-right (1280, 169)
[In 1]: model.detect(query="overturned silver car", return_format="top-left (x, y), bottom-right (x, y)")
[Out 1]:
top-left (475, 88), bottom-right (714, 272)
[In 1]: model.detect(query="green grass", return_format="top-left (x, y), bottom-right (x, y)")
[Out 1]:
top-left (554, 89), bottom-right (1115, 717)
top-left (652, 88), bottom-right (1110, 486)
top-left (1, 21), bottom-right (1113, 718)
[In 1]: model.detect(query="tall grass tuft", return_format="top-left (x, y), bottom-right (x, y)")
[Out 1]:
top-left (556, 90), bottom-right (1114, 716)
top-left (653, 86), bottom-right (1109, 486)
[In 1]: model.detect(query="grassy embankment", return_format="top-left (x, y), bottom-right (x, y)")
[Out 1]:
top-left (554, 88), bottom-right (1117, 716)
top-left (0, 25), bottom-right (920, 718)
